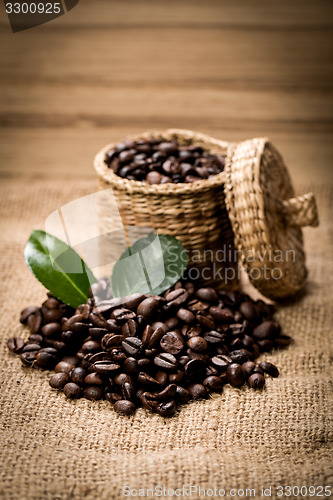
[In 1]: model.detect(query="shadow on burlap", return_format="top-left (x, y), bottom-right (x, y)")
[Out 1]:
top-left (0, 180), bottom-right (332, 500)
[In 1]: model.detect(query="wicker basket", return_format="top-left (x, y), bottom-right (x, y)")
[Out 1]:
top-left (94, 129), bottom-right (319, 299)
top-left (94, 129), bottom-right (237, 289)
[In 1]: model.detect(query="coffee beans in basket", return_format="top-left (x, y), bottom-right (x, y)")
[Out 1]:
top-left (104, 139), bottom-right (225, 184)
top-left (8, 280), bottom-right (291, 417)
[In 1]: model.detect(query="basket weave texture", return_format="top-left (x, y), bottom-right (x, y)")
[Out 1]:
top-left (224, 138), bottom-right (318, 298)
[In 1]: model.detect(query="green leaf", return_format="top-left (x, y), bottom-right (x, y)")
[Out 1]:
top-left (24, 230), bottom-right (97, 308)
top-left (111, 233), bottom-right (188, 298)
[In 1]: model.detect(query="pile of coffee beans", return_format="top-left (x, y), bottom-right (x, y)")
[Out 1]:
top-left (104, 139), bottom-right (225, 184)
top-left (8, 281), bottom-right (292, 417)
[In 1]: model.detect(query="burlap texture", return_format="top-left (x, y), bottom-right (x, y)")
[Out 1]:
top-left (0, 179), bottom-right (332, 500)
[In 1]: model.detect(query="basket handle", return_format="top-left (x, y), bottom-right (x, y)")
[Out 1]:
top-left (281, 192), bottom-right (319, 227)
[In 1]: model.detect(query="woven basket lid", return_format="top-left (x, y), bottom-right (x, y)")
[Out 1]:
top-left (224, 138), bottom-right (319, 299)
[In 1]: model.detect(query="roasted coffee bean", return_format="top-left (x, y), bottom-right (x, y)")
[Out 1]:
top-left (138, 372), bottom-right (161, 388)
top-left (274, 335), bottom-right (293, 348)
top-left (41, 322), bottom-right (62, 337)
top-left (113, 372), bottom-right (131, 386)
top-left (63, 382), bottom-right (81, 399)
top-left (89, 312), bottom-right (108, 329)
top-left (184, 358), bottom-right (206, 377)
top-left (156, 400), bottom-right (177, 417)
top-left (123, 357), bottom-right (138, 374)
top-left (195, 287), bottom-right (218, 303)
top-left (151, 321), bottom-right (168, 334)
top-left (106, 392), bottom-right (122, 403)
top-left (160, 331), bottom-right (184, 355)
top-left (164, 316), bottom-right (180, 330)
top-left (155, 370), bottom-right (168, 386)
top-left (211, 355), bottom-right (232, 371)
top-left (27, 311), bottom-right (43, 334)
top-left (93, 361), bottom-right (121, 375)
top-left (253, 366), bottom-right (264, 375)
top-left (82, 341), bottom-right (101, 353)
top-left (229, 323), bottom-right (244, 336)
top-left (204, 330), bottom-right (225, 345)
top-left (62, 314), bottom-right (85, 330)
top-left (177, 308), bottom-right (195, 324)
top-left (242, 334), bottom-right (254, 349)
top-left (155, 384), bottom-right (177, 400)
top-left (216, 345), bottom-right (230, 355)
top-left (188, 384), bottom-right (208, 399)
top-left (203, 375), bottom-right (224, 391)
top-left (110, 348), bottom-right (127, 363)
top-left (253, 321), bottom-right (280, 340)
top-left (209, 307), bottom-right (234, 323)
top-left (121, 293), bottom-right (145, 310)
top-left (226, 363), bottom-right (245, 387)
top-left (28, 334), bottom-right (43, 344)
top-left (184, 325), bottom-right (202, 339)
top-left (142, 325), bottom-right (154, 346)
top-left (169, 370), bottom-right (185, 384)
top-left (87, 351), bottom-right (112, 366)
top-left (154, 353), bottom-right (177, 371)
top-left (137, 297), bottom-right (159, 319)
top-left (36, 350), bottom-right (58, 369)
top-left (219, 290), bottom-right (239, 307)
top-left (239, 301), bottom-right (258, 321)
top-left (20, 351), bottom-right (38, 366)
top-left (259, 361), bottom-right (279, 377)
top-left (49, 372), bottom-right (69, 389)
top-left (61, 330), bottom-right (77, 343)
top-left (157, 141), bottom-right (178, 154)
top-left (186, 349), bottom-right (209, 363)
top-left (205, 365), bottom-right (219, 377)
top-left (186, 301), bottom-right (208, 315)
top-left (140, 392), bottom-right (158, 411)
top-left (146, 171), bottom-right (162, 184)
top-left (83, 386), bottom-right (104, 400)
top-left (112, 308), bottom-right (136, 323)
top-left (175, 386), bottom-right (191, 403)
top-left (55, 361), bottom-right (75, 374)
top-left (22, 343), bottom-right (42, 353)
top-left (146, 326), bottom-right (164, 349)
top-left (7, 337), bottom-right (24, 354)
top-left (43, 309), bottom-right (63, 324)
top-left (165, 288), bottom-right (189, 308)
top-left (242, 361), bottom-right (256, 378)
top-left (114, 400), bottom-right (136, 416)
top-left (196, 311), bottom-right (215, 329)
top-left (257, 339), bottom-right (274, 352)
top-left (89, 327), bottom-right (108, 338)
top-left (187, 336), bottom-right (207, 353)
top-left (106, 319), bottom-right (122, 333)
top-left (71, 367), bottom-right (87, 385)
top-left (43, 297), bottom-right (60, 309)
top-left (122, 381), bottom-right (136, 401)
top-left (229, 349), bottom-right (251, 364)
top-left (122, 337), bottom-right (143, 356)
top-left (102, 334), bottom-right (124, 350)
top-left (122, 319), bottom-right (138, 338)
top-left (62, 355), bottom-right (80, 366)
top-left (229, 338), bottom-right (243, 350)
top-left (20, 305), bottom-right (39, 324)
top-left (85, 372), bottom-right (104, 385)
top-left (248, 373), bottom-right (266, 389)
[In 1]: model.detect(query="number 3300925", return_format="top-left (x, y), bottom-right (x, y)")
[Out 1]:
top-left (6, 3), bottom-right (62, 14)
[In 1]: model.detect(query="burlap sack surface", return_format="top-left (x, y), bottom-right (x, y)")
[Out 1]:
top-left (0, 179), bottom-right (332, 500)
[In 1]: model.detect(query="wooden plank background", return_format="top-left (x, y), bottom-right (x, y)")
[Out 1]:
top-left (0, 0), bottom-right (332, 183)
